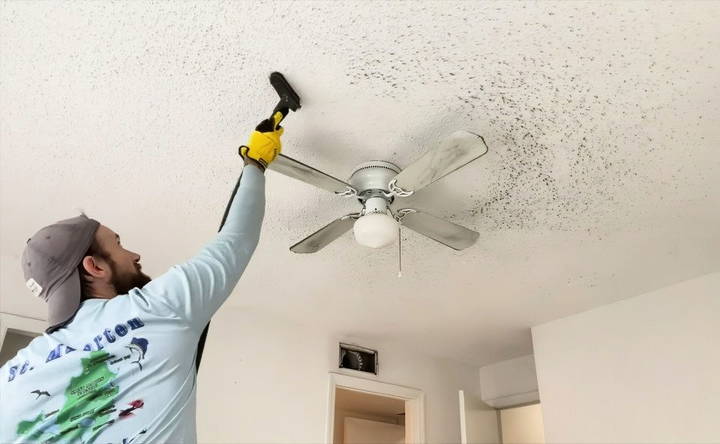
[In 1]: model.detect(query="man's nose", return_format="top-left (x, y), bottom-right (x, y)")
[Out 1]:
top-left (132, 252), bottom-right (141, 263)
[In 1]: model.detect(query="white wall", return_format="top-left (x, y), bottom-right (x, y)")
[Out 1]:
top-left (532, 272), bottom-right (720, 443)
top-left (196, 306), bottom-right (480, 443)
top-left (478, 355), bottom-right (539, 408)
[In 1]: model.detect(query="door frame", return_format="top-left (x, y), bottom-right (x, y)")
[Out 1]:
top-left (0, 312), bottom-right (45, 348)
top-left (326, 371), bottom-right (426, 444)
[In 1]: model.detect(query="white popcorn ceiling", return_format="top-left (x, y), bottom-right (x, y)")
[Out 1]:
top-left (1, 2), bottom-right (719, 366)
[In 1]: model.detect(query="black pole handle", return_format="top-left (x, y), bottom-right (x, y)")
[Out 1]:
top-left (195, 72), bottom-right (301, 374)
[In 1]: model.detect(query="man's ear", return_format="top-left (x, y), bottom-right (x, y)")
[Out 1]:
top-left (81, 255), bottom-right (109, 279)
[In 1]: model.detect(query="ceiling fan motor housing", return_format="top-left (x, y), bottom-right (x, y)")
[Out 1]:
top-left (363, 196), bottom-right (389, 215)
top-left (348, 161), bottom-right (400, 248)
top-left (348, 161), bottom-right (401, 207)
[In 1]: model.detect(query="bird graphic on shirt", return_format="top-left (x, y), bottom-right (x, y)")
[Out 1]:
top-left (121, 428), bottom-right (148, 444)
top-left (118, 399), bottom-right (144, 419)
top-left (31, 389), bottom-right (51, 399)
top-left (125, 337), bottom-right (149, 371)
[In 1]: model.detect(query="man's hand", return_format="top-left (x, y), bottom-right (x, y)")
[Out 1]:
top-left (239, 111), bottom-right (284, 170)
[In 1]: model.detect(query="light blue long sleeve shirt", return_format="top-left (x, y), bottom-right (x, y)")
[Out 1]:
top-left (0, 165), bottom-right (265, 443)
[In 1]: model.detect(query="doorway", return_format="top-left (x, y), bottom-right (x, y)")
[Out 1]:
top-left (326, 373), bottom-right (425, 444)
top-left (0, 313), bottom-right (46, 367)
top-left (499, 403), bottom-right (545, 444)
top-left (334, 388), bottom-right (405, 444)
top-left (0, 329), bottom-right (39, 366)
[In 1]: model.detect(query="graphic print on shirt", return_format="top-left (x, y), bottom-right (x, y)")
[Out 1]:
top-left (15, 350), bottom-right (120, 442)
top-left (7, 317), bottom-right (147, 384)
top-left (31, 389), bottom-right (51, 399)
top-left (126, 337), bottom-right (148, 371)
top-left (122, 427), bottom-right (148, 444)
top-left (118, 400), bottom-right (144, 418)
top-left (14, 336), bottom-right (151, 442)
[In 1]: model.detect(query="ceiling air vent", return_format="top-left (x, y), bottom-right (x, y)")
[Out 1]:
top-left (339, 343), bottom-right (378, 375)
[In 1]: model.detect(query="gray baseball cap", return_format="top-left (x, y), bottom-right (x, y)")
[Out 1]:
top-left (22, 214), bottom-right (100, 333)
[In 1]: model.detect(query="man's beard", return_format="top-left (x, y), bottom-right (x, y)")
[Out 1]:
top-left (109, 260), bottom-right (152, 295)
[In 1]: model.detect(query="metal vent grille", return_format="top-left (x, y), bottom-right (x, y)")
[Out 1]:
top-left (339, 343), bottom-right (378, 375)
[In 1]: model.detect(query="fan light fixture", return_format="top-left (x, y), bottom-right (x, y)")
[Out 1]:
top-left (353, 212), bottom-right (398, 248)
top-left (280, 131), bottom-right (487, 255)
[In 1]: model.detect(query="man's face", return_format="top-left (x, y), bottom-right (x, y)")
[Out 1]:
top-left (94, 225), bottom-right (152, 295)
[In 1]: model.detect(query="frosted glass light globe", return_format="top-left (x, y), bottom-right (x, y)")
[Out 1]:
top-left (353, 212), bottom-right (398, 248)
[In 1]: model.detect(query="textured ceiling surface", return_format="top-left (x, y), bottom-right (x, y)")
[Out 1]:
top-left (2, 2), bottom-right (719, 366)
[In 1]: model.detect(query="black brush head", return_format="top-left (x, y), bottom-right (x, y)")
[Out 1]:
top-left (270, 72), bottom-right (301, 112)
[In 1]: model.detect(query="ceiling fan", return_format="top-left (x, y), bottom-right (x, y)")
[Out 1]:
top-left (268, 130), bottom-right (489, 253)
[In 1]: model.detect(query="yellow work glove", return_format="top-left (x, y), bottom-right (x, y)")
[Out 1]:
top-left (239, 111), bottom-right (284, 170)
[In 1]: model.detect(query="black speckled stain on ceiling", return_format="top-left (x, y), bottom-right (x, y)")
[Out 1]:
top-left (311, 2), bottom-right (718, 232)
top-left (1, 1), bottom-right (716, 237)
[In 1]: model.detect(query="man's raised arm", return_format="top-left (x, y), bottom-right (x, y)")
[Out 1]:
top-left (137, 114), bottom-right (285, 330)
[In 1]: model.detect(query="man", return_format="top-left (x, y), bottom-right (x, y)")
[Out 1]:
top-left (0, 113), bottom-right (284, 443)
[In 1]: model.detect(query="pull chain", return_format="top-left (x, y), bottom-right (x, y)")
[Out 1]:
top-left (395, 209), bottom-right (415, 278)
top-left (397, 224), bottom-right (403, 278)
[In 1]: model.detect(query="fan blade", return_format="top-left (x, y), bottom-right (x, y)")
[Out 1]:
top-left (290, 214), bottom-right (360, 253)
top-left (391, 131), bottom-right (488, 193)
top-left (269, 154), bottom-right (353, 194)
top-left (398, 209), bottom-right (479, 250)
